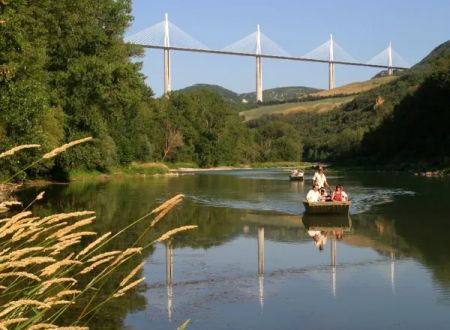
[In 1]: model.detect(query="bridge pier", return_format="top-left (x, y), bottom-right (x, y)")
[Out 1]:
top-left (164, 48), bottom-right (171, 95)
top-left (328, 62), bottom-right (335, 90)
top-left (256, 56), bottom-right (263, 102)
top-left (255, 25), bottom-right (263, 103)
top-left (328, 34), bottom-right (335, 90)
top-left (163, 13), bottom-right (171, 96)
top-left (387, 41), bottom-right (393, 76)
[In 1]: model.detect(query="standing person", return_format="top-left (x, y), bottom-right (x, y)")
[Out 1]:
top-left (312, 165), bottom-right (329, 189)
top-left (306, 183), bottom-right (321, 203)
top-left (332, 185), bottom-right (349, 201)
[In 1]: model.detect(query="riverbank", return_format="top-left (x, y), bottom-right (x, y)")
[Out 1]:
top-left (67, 161), bottom-right (315, 180)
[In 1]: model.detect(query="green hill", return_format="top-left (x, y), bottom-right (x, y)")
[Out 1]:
top-left (248, 40), bottom-right (450, 170)
top-left (240, 96), bottom-right (354, 121)
top-left (177, 84), bottom-right (241, 103)
top-left (240, 86), bottom-right (321, 102)
top-left (240, 77), bottom-right (395, 121)
top-left (309, 76), bottom-right (397, 98)
top-left (177, 84), bottom-right (321, 104)
top-left (356, 40), bottom-right (450, 168)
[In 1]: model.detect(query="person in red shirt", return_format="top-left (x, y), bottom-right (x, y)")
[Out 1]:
top-left (332, 185), bottom-right (348, 201)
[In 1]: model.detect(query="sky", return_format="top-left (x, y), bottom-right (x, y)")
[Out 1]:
top-left (127, 0), bottom-right (450, 96)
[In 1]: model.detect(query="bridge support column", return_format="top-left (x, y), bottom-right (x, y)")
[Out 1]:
top-left (164, 47), bottom-right (171, 95)
top-left (255, 24), bottom-right (263, 103)
top-left (163, 13), bottom-right (171, 96)
top-left (387, 41), bottom-right (393, 76)
top-left (256, 55), bottom-right (263, 102)
top-left (328, 34), bottom-right (335, 90)
top-left (328, 62), bottom-right (335, 90)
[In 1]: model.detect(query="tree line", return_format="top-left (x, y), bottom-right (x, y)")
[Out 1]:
top-left (1, 1), bottom-right (449, 180)
top-left (0, 0), bottom-right (305, 180)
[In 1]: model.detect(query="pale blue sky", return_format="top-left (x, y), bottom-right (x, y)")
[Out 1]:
top-left (128, 0), bottom-right (450, 96)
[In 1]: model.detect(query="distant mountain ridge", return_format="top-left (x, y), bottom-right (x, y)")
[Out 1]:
top-left (177, 84), bottom-right (321, 103)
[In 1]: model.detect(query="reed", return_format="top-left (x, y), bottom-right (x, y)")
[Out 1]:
top-left (0, 140), bottom-right (197, 329)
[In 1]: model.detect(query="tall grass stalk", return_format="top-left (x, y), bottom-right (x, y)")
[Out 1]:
top-left (0, 140), bottom-right (196, 329)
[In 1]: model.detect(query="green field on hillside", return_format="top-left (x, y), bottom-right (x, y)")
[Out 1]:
top-left (310, 76), bottom-right (397, 98)
top-left (240, 95), bottom-right (354, 121)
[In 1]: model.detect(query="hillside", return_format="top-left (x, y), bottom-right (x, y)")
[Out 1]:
top-left (309, 76), bottom-right (397, 98)
top-left (247, 40), bottom-right (450, 169)
top-left (240, 96), bottom-right (354, 121)
top-left (239, 76), bottom-right (395, 121)
top-left (240, 86), bottom-right (320, 102)
top-left (357, 40), bottom-right (450, 168)
top-left (177, 84), bottom-right (320, 103)
top-left (178, 84), bottom-right (242, 103)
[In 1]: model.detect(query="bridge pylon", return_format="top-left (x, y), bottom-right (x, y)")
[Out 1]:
top-left (256, 25), bottom-right (263, 103)
top-left (163, 13), bottom-right (171, 96)
top-left (328, 34), bottom-right (335, 90)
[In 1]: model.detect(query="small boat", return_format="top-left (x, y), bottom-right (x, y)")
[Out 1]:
top-left (289, 171), bottom-right (304, 181)
top-left (303, 200), bottom-right (351, 215)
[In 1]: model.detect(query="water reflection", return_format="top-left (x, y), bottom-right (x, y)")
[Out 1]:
top-left (257, 227), bottom-right (265, 310)
top-left (390, 251), bottom-right (396, 294)
top-left (17, 171), bottom-right (450, 329)
top-left (302, 215), bottom-right (352, 297)
top-left (289, 180), bottom-right (304, 193)
top-left (165, 240), bottom-right (173, 322)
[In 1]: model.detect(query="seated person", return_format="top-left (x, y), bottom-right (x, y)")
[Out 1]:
top-left (306, 183), bottom-right (320, 202)
top-left (291, 169), bottom-right (298, 176)
top-left (319, 188), bottom-right (331, 201)
top-left (331, 185), bottom-right (349, 202)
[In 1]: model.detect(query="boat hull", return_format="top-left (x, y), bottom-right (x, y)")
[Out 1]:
top-left (289, 175), bottom-right (304, 181)
top-left (303, 201), bottom-right (350, 215)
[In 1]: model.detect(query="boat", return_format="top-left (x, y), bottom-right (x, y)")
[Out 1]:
top-left (303, 200), bottom-right (351, 215)
top-left (289, 171), bottom-right (304, 181)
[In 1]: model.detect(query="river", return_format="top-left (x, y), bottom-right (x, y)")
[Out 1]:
top-left (20, 168), bottom-right (450, 329)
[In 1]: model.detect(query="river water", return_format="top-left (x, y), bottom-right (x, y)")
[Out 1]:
top-left (22, 169), bottom-right (450, 329)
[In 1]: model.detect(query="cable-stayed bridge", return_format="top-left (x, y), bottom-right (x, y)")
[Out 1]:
top-left (126, 14), bottom-right (410, 102)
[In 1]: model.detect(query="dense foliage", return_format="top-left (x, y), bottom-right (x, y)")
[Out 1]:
top-left (1, 0), bottom-right (449, 179)
top-left (0, 1), bottom-right (301, 180)
top-left (250, 41), bottom-right (450, 169)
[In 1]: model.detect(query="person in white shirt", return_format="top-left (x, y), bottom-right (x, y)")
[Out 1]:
top-left (306, 183), bottom-right (321, 203)
top-left (312, 165), bottom-right (329, 189)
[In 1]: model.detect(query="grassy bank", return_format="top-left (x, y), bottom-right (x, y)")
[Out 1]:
top-left (68, 162), bottom-right (317, 180)
top-left (68, 163), bottom-right (171, 181)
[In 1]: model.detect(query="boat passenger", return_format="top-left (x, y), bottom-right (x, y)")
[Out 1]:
top-left (332, 185), bottom-right (348, 202)
top-left (306, 183), bottom-right (321, 203)
top-left (312, 165), bottom-right (329, 189)
top-left (319, 188), bottom-right (331, 201)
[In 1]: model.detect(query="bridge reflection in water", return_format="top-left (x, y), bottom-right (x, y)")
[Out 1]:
top-left (162, 213), bottom-right (398, 321)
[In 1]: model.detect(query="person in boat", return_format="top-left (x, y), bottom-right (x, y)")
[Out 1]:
top-left (319, 188), bottom-right (331, 201)
top-left (291, 169), bottom-right (298, 176)
top-left (312, 165), bottom-right (329, 189)
top-left (331, 185), bottom-right (349, 202)
top-left (306, 183), bottom-right (320, 203)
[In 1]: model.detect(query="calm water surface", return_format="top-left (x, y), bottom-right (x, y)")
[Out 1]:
top-left (22, 169), bottom-right (450, 329)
